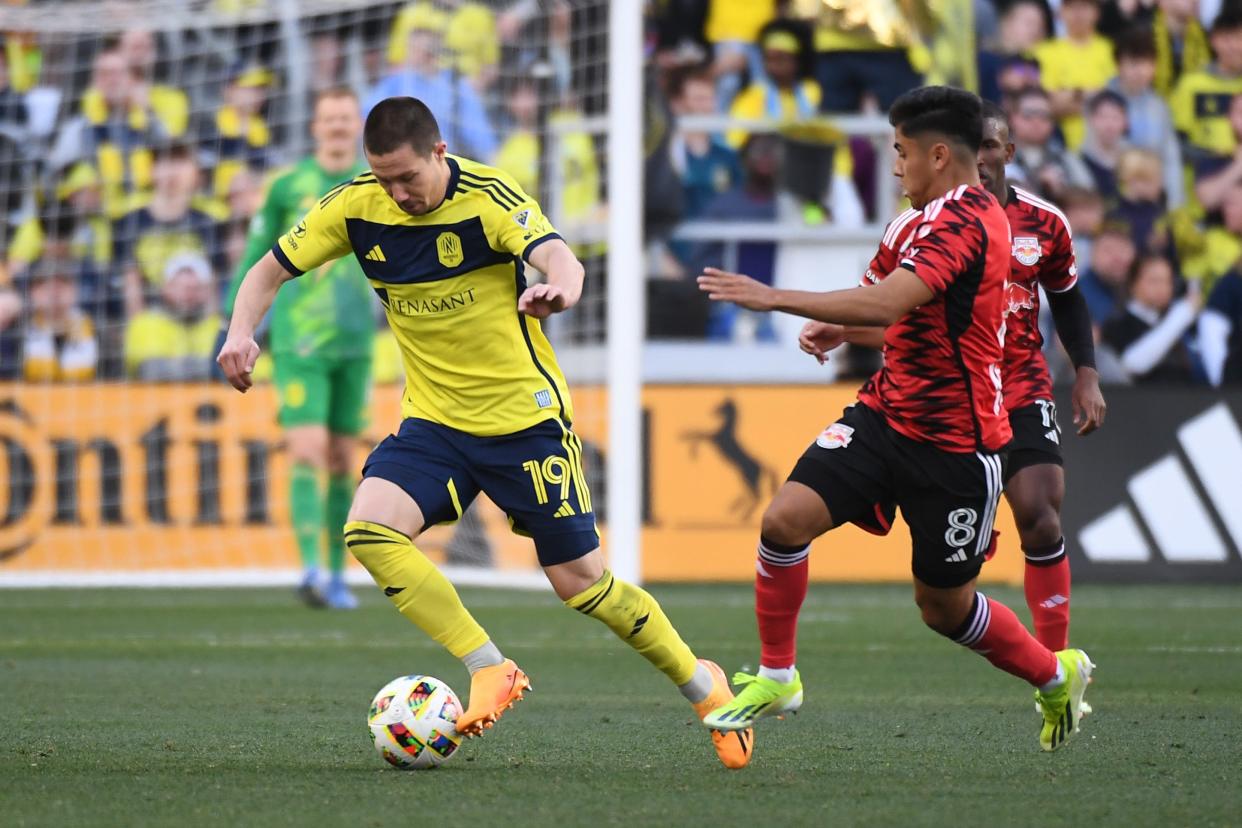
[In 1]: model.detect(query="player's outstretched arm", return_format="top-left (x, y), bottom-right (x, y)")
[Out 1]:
top-left (519, 238), bottom-right (584, 319)
top-left (697, 266), bottom-right (932, 327)
top-left (217, 251), bottom-right (296, 392)
top-left (1045, 285), bottom-right (1106, 435)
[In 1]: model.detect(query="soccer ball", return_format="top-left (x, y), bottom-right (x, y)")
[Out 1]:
top-left (367, 675), bottom-right (464, 769)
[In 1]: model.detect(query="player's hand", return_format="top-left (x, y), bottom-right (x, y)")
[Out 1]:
top-left (518, 283), bottom-right (571, 318)
top-left (697, 267), bottom-right (777, 311)
top-left (799, 321), bottom-right (846, 364)
top-left (216, 334), bottom-right (261, 393)
top-left (1071, 367), bottom-right (1106, 435)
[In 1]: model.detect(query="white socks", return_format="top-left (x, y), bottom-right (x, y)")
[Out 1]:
top-left (759, 665), bottom-right (796, 684)
top-left (1038, 659), bottom-right (1066, 693)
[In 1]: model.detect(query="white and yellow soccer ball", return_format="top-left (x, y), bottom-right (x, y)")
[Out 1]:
top-left (367, 675), bottom-right (463, 769)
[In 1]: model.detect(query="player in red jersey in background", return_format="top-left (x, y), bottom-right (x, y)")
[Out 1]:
top-left (696, 86), bottom-right (1094, 752)
top-left (807, 102), bottom-right (1106, 663)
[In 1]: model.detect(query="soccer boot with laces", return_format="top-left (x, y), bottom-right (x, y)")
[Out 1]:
top-left (455, 658), bottom-right (530, 737)
top-left (1035, 649), bottom-right (1094, 752)
top-left (691, 659), bottom-right (755, 769)
top-left (702, 669), bottom-right (803, 731)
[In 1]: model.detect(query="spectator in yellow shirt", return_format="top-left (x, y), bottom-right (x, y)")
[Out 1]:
top-left (1153, 0), bottom-right (1211, 98)
top-left (1172, 10), bottom-right (1242, 166)
top-left (704, 0), bottom-right (776, 108)
top-left (124, 252), bottom-right (219, 381)
top-left (1034, 0), bottom-right (1116, 149)
top-left (727, 21), bottom-right (820, 149)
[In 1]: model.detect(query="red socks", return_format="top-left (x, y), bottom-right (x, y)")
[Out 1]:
top-left (950, 592), bottom-right (1058, 687)
top-left (1022, 538), bottom-right (1070, 651)
top-left (755, 537), bottom-right (810, 669)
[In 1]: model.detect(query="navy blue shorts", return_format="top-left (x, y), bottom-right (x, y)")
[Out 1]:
top-left (362, 417), bottom-right (599, 567)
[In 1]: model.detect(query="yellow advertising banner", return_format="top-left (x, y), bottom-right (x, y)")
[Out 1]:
top-left (0, 383), bottom-right (1023, 583)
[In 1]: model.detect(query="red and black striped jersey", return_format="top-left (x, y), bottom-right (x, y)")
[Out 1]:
top-left (1001, 185), bottom-right (1078, 410)
top-left (857, 185), bottom-right (1013, 453)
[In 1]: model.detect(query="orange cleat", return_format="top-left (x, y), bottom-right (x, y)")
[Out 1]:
top-left (455, 658), bottom-right (530, 737)
top-left (692, 659), bottom-right (754, 769)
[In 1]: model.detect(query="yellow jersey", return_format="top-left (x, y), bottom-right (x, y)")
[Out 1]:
top-left (273, 155), bottom-right (573, 437)
top-left (1171, 68), bottom-right (1242, 156)
top-left (1033, 35), bottom-right (1116, 149)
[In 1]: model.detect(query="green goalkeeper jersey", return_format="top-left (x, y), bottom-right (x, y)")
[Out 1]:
top-left (225, 156), bottom-right (375, 358)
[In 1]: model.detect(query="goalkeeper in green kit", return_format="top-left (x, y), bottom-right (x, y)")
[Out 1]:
top-left (221, 87), bottom-right (375, 609)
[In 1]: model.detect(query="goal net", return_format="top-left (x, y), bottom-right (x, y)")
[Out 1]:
top-left (0, 0), bottom-right (628, 589)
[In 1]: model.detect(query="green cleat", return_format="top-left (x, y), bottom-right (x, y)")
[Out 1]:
top-left (702, 670), bottom-right (803, 731)
top-left (1035, 649), bottom-right (1095, 752)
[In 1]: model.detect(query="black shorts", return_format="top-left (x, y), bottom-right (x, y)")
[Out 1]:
top-left (788, 403), bottom-right (1007, 588)
top-left (363, 417), bottom-right (599, 567)
top-left (1005, 400), bottom-right (1063, 483)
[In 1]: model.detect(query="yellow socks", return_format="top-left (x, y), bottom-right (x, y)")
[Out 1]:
top-left (565, 570), bottom-right (699, 686)
top-left (344, 520), bottom-right (489, 659)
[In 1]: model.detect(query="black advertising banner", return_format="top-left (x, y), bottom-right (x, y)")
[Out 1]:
top-left (1057, 388), bottom-right (1242, 583)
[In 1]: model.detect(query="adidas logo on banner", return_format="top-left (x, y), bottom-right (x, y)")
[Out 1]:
top-left (1080, 403), bottom-right (1242, 564)
top-left (944, 549), bottom-right (967, 563)
top-left (553, 501), bottom-right (576, 519)
top-left (365, 245), bottom-right (386, 262)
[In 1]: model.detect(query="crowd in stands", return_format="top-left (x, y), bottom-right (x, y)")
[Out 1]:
top-left (645, 0), bottom-right (1242, 384)
top-left (0, 0), bottom-right (606, 383)
top-left (1, 0), bottom-right (1241, 387)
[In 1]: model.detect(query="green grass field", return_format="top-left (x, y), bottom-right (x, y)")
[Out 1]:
top-left (3, 584), bottom-right (1241, 827)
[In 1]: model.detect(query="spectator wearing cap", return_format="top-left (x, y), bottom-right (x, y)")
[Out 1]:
top-left (112, 141), bottom-right (224, 318)
top-left (1080, 221), bottom-right (1139, 324)
top-left (1034, 0), bottom-right (1117, 149)
top-left (47, 47), bottom-right (168, 218)
top-left (18, 258), bottom-right (98, 383)
top-left (1107, 26), bottom-right (1185, 207)
top-left (1153, 0), bottom-right (1211, 97)
top-left (366, 3), bottom-right (497, 160)
top-left (387, 1), bottom-right (500, 91)
top-left (1102, 253), bottom-right (1200, 383)
top-left (1199, 259), bottom-right (1242, 384)
top-left (1065, 89), bottom-right (1131, 203)
top-left (1172, 9), bottom-right (1242, 171)
top-left (977, 0), bottom-right (1048, 104)
top-left (124, 251), bottom-right (219, 381)
top-left (203, 63), bottom-right (274, 201)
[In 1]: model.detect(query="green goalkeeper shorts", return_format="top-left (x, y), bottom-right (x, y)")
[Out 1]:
top-left (273, 353), bottom-right (373, 435)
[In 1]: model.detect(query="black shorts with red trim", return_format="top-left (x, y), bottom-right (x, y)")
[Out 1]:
top-left (787, 402), bottom-right (1006, 588)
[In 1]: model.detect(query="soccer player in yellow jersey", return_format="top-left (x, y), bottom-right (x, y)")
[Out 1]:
top-left (217, 97), bottom-right (752, 769)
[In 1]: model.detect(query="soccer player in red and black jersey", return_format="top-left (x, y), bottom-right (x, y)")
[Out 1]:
top-left (820, 103), bottom-right (1106, 656)
top-left (978, 100), bottom-right (1106, 651)
top-left (696, 87), bottom-right (1094, 752)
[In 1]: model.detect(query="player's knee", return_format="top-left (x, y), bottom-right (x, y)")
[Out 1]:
top-left (1014, 503), bottom-right (1062, 549)
top-left (287, 427), bottom-right (330, 468)
top-left (326, 437), bottom-right (355, 476)
top-left (760, 501), bottom-right (816, 548)
top-left (915, 589), bottom-right (973, 636)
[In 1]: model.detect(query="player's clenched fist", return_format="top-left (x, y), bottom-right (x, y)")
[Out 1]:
top-left (217, 335), bottom-right (261, 392)
top-left (798, 321), bottom-right (846, 364)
